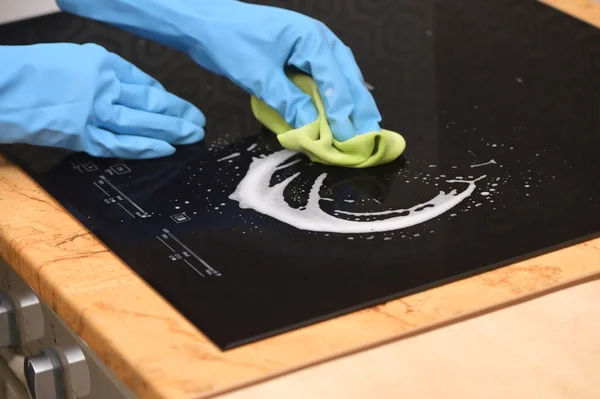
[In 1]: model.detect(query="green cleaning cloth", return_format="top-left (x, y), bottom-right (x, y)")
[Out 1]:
top-left (250, 73), bottom-right (406, 168)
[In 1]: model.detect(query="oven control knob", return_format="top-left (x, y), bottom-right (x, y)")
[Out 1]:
top-left (24, 348), bottom-right (65, 399)
top-left (0, 293), bottom-right (19, 348)
top-left (24, 346), bottom-right (91, 399)
top-left (9, 289), bottom-right (45, 345)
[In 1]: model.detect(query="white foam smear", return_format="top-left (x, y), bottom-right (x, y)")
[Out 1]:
top-left (217, 152), bottom-right (241, 162)
top-left (470, 159), bottom-right (496, 168)
top-left (229, 150), bottom-right (487, 234)
top-left (247, 143), bottom-right (258, 151)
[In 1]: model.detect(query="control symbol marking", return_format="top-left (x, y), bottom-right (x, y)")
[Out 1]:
top-left (171, 213), bottom-right (191, 223)
top-left (111, 164), bottom-right (131, 175)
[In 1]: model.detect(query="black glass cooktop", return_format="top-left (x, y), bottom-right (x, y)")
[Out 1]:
top-left (1, 0), bottom-right (599, 349)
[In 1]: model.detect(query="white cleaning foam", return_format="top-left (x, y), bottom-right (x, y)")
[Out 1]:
top-left (470, 159), bottom-right (496, 168)
top-left (217, 152), bottom-right (241, 162)
top-left (229, 150), bottom-right (487, 234)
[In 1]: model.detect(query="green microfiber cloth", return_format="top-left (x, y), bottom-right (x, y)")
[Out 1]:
top-left (250, 73), bottom-right (406, 168)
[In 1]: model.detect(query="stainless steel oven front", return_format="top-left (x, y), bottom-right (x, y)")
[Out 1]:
top-left (0, 257), bottom-right (137, 399)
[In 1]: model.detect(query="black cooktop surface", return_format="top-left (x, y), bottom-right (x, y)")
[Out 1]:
top-left (1, 0), bottom-right (599, 349)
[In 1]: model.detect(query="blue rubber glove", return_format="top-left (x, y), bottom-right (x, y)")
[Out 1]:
top-left (56, 0), bottom-right (381, 142)
top-left (0, 43), bottom-right (205, 158)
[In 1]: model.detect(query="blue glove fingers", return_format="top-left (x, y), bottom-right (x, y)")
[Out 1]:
top-left (288, 26), bottom-right (356, 141)
top-left (85, 126), bottom-right (176, 159)
top-left (105, 49), bottom-right (165, 90)
top-left (117, 83), bottom-right (206, 127)
top-left (328, 35), bottom-right (382, 135)
top-left (99, 104), bottom-right (204, 145)
top-left (257, 71), bottom-right (318, 128)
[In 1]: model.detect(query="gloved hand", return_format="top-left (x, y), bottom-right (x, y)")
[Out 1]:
top-left (56, 0), bottom-right (381, 142)
top-left (0, 43), bottom-right (204, 158)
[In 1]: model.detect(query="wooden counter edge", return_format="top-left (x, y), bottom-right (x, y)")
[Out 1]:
top-left (540, 0), bottom-right (600, 29)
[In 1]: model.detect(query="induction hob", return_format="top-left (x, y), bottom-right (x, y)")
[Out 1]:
top-left (1, 0), bottom-right (599, 349)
